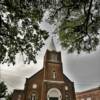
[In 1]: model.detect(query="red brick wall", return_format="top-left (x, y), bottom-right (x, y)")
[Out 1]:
top-left (12, 50), bottom-right (76, 100)
top-left (24, 69), bottom-right (44, 100)
top-left (76, 87), bottom-right (100, 100)
top-left (12, 90), bottom-right (24, 100)
top-left (43, 50), bottom-right (63, 81)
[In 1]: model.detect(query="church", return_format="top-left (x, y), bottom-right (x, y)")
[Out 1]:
top-left (12, 38), bottom-right (76, 100)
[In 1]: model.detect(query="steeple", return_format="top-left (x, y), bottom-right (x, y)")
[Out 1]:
top-left (48, 37), bottom-right (56, 51)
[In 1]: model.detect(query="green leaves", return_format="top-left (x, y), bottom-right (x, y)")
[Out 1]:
top-left (0, 0), bottom-right (49, 65)
top-left (0, 81), bottom-right (7, 98)
top-left (0, 81), bottom-right (12, 100)
top-left (6, 93), bottom-right (12, 100)
top-left (47, 0), bottom-right (100, 54)
top-left (0, 0), bottom-right (100, 65)
top-left (58, 11), bottom-right (99, 53)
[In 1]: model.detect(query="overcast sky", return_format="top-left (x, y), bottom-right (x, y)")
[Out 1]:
top-left (0, 16), bottom-right (100, 93)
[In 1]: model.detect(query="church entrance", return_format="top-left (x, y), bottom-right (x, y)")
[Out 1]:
top-left (49, 97), bottom-right (58, 100)
top-left (47, 88), bottom-right (62, 100)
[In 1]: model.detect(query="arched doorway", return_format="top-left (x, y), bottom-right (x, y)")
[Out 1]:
top-left (47, 88), bottom-right (62, 100)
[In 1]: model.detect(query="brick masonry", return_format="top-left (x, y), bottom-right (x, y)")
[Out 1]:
top-left (12, 50), bottom-right (76, 100)
top-left (76, 87), bottom-right (100, 100)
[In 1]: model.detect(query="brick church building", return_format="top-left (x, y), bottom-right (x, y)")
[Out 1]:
top-left (12, 38), bottom-right (76, 100)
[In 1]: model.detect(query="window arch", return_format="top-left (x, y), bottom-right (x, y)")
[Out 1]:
top-left (65, 94), bottom-right (70, 100)
top-left (18, 95), bottom-right (21, 100)
top-left (31, 93), bottom-right (36, 100)
top-left (47, 88), bottom-right (62, 100)
top-left (53, 70), bottom-right (56, 79)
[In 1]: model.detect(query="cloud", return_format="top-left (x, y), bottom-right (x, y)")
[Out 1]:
top-left (62, 47), bottom-right (100, 92)
top-left (0, 19), bottom-right (100, 92)
top-left (0, 52), bottom-right (44, 92)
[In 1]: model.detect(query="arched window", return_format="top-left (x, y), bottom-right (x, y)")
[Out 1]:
top-left (53, 70), bottom-right (56, 79)
top-left (87, 97), bottom-right (91, 100)
top-left (81, 98), bottom-right (85, 100)
top-left (18, 95), bottom-right (21, 100)
top-left (66, 95), bottom-right (70, 100)
top-left (50, 54), bottom-right (58, 62)
top-left (31, 93), bottom-right (36, 100)
top-left (47, 88), bottom-right (62, 100)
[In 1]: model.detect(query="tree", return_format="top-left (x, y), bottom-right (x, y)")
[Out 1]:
top-left (46, 0), bottom-right (100, 53)
top-left (0, 0), bottom-right (100, 65)
top-left (0, 0), bottom-right (48, 65)
top-left (6, 93), bottom-right (12, 100)
top-left (28, 0), bottom-right (100, 53)
top-left (0, 81), bottom-right (7, 98)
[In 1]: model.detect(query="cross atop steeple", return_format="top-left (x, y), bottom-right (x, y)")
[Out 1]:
top-left (48, 37), bottom-right (56, 51)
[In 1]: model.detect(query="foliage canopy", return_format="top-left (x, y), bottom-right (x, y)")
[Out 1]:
top-left (0, 0), bottom-right (48, 65)
top-left (46, 0), bottom-right (100, 53)
top-left (6, 93), bottom-right (12, 100)
top-left (0, 0), bottom-right (100, 64)
top-left (0, 81), bottom-right (7, 98)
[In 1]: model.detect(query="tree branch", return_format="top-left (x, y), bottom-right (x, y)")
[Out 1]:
top-left (84, 0), bottom-right (93, 34)
top-left (0, 33), bottom-right (15, 40)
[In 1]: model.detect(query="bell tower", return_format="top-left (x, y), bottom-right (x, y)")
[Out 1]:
top-left (12, 38), bottom-right (76, 100)
top-left (43, 38), bottom-right (64, 81)
top-left (40, 38), bottom-right (76, 100)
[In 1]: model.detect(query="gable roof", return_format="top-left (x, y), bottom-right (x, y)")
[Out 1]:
top-left (63, 74), bottom-right (73, 83)
top-left (76, 86), bottom-right (100, 95)
top-left (28, 68), bottom-right (43, 80)
top-left (12, 89), bottom-right (24, 96)
top-left (13, 89), bottom-right (24, 93)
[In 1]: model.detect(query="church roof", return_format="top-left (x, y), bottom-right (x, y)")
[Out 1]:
top-left (48, 38), bottom-right (56, 51)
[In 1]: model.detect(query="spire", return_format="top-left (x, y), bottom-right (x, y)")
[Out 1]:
top-left (48, 37), bottom-right (56, 51)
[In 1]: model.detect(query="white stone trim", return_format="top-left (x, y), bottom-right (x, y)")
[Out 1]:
top-left (44, 80), bottom-right (64, 84)
top-left (47, 88), bottom-right (62, 100)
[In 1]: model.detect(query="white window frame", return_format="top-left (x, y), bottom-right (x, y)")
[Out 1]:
top-left (87, 97), bottom-right (91, 100)
top-left (66, 95), bottom-right (70, 100)
top-left (18, 94), bottom-right (21, 100)
top-left (81, 98), bottom-right (85, 100)
top-left (53, 70), bottom-right (56, 79)
top-left (31, 93), bottom-right (36, 100)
